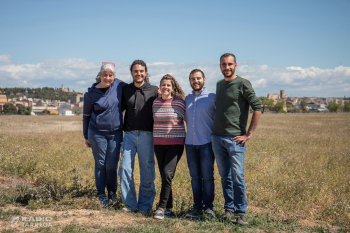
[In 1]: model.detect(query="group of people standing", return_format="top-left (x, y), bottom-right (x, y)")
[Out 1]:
top-left (83, 53), bottom-right (262, 226)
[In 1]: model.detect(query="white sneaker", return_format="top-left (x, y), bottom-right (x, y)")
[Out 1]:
top-left (153, 209), bottom-right (164, 220)
top-left (122, 207), bottom-right (132, 213)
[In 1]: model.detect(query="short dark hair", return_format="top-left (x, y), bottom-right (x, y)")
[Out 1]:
top-left (130, 60), bottom-right (149, 83)
top-left (189, 69), bottom-right (205, 80)
top-left (220, 53), bottom-right (236, 63)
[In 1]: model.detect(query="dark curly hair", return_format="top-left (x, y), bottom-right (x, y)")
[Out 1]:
top-left (130, 60), bottom-right (149, 83)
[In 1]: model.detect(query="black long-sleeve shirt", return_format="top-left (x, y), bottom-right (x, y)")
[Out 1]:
top-left (122, 82), bottom-right (159, 132)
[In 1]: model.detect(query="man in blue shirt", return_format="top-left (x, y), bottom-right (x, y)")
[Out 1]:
top-left (185, 69), bottom-right (216, 218)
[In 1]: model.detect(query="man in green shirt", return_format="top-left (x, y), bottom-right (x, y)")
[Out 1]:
top-left (211, 53), bottom-right (262, 226)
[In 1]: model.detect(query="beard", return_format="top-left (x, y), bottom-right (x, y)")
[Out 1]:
top-left (222, 68), bottom-right (235, 78)
top-left (133, 76), bottom-right (145, 83)
top-left (191, 83), bottom-right (204, 91)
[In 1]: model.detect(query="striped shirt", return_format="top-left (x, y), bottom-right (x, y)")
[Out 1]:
top-left (153, 96), bottom-right (186, 145)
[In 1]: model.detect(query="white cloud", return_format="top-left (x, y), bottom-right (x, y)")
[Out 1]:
top-left (251, 78), bottom-right (267, 88)
top-left (0, 55), bottom-right (349, 97)
top-left (0, 55), bottom-right (12, 64)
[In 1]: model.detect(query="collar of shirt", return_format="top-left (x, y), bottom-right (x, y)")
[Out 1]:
top-left (192, 87), bottom-right (208, 96)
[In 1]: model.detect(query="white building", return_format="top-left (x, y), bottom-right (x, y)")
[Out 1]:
top-left (59, 109), bottom-right (74, 116)
top-left (60, 103), bottom-right (73, 110)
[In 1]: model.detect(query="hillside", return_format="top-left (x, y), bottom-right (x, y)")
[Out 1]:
top-left (0, 87), bottom-right (82, 102)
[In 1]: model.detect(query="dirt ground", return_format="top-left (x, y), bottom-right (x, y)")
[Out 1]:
top-left (0, 174), bottom-right (145, 232)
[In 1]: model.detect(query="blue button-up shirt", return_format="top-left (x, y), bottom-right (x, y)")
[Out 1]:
top-left (185, 88), bottom-right (216, 145)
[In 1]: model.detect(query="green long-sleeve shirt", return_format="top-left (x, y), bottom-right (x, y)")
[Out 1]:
top-left (213, 76), bottom-right (262, 136)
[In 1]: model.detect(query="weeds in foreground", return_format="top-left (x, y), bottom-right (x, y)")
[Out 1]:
top-left (0, 114), bottom-right (350, 230)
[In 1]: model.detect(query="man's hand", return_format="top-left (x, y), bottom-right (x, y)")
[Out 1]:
top-left (233, 110), bottom-right (262, 147)
top-left (233, 134), bottom-right (251, 146)
top-left (85, 139), bottom-right (91, 148)
top-left (156, 85), bottom-right (162, 95)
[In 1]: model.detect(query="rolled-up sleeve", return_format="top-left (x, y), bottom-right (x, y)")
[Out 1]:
top-left (83, 92), bottom-right (92, 139)
top-left (243, 81), bottom-right (263, 112)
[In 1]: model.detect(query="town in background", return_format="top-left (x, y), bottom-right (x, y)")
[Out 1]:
top-left (0, 86), bottom-right (349, 115)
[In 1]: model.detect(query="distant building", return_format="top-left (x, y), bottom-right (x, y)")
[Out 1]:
top-left (336, 98), bottom-right (344, 106)
top-left (70, 93), bottom-right (83, 104)
top-left (0, 95), bottom-right (7, 102)
top-left (60, 84), bottom-right (69, 92)
top-left (280, 90), bottom-right (287, 99)
top-left (42, 109), bottom-right (59, 115)
top-left (286, 97), bottom-right (299, 105)
top-left (60, 103), bottom-right (73, 110)
top-left (267, 93), bottom-right (280, 100)
top-left (36, 100), bottom-right (47, 107)
top-left (12, 101), bottom-right (28, 107)
top-left (31, 106), bottom-right (57, 115)
top-left (51, 100), bottom-right (66, 106)
top-left (77, 101), bottom-right (84, 114)
top-left (59, 109), bottom-right (74, 116)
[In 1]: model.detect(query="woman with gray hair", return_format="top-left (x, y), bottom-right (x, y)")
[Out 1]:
top-left (83, 62), bottom-right (127, 207)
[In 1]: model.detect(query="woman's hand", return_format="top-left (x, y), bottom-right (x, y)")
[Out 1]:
top-left (85, 139), bottom-right (91, 148)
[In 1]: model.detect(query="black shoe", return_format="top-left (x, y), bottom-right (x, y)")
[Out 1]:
top-left (164, 209), bottom-right (172, 217)
top-left (221, 209), bottom-right (236, 221)
top-left (186, 208), bottom-right (200, 218)
top-left (108, 194), bottom-right (117, 203)
top-left (237, 214), bottom-right (249, 226)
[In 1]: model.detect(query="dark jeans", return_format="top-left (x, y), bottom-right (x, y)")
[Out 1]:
top-left (154, 144), bottom-right (184, 209)
top-left (185, 142), bottom-right (215, 210)
top-left (88, 129), bottom-right (123, 198)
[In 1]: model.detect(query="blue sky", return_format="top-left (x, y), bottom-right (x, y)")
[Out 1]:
top-left (1, 0), bottom-right (350, 97)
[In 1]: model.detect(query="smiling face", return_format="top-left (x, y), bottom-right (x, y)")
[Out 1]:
top-left (190, 72), bottom-right (206, 93)
top-left (100, 69), bottom-right (115, 88)
top-left (131, 64), bottom-right (147, 86)
top-left (160, 79), bottom-right (173, 99)
top-left (220, 55), bottom-right (237, 80)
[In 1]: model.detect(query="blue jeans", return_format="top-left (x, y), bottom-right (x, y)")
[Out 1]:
top-left (118, 131), bottom-right (156, 212)
top-left (88, 129), bottom-right (123, 198)
top-left (185, 142), bottom-right (215, 210)
top-left (211, 134), bottom-right (247, 215)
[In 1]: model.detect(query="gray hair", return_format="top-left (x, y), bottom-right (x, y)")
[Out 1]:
top-left (95, 63), bottom-right (116, 83)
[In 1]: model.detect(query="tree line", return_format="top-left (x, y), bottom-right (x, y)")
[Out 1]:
top-left (2, 104), bottom-right (32, 115)
top-left (0, 87), bottom-right (78, 102)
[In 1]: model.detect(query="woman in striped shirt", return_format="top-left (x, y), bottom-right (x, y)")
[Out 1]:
top-left (153, 74), bottom-right (186, 220)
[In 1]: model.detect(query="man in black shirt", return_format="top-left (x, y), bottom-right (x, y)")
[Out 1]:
top-left (118, 60), bottom-right (159, 213)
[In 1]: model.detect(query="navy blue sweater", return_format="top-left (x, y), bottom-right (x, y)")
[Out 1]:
top-left (83, 79), bottom-right (127, 140)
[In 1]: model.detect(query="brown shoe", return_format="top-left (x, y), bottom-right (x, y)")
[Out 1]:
top-left (221, 209), bottom-right (236, 221)
top-left (237, 214), bottom-right (249, 226)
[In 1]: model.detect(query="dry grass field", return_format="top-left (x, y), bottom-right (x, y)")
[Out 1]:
top-left (0, 113), bottom-right (349, 232)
